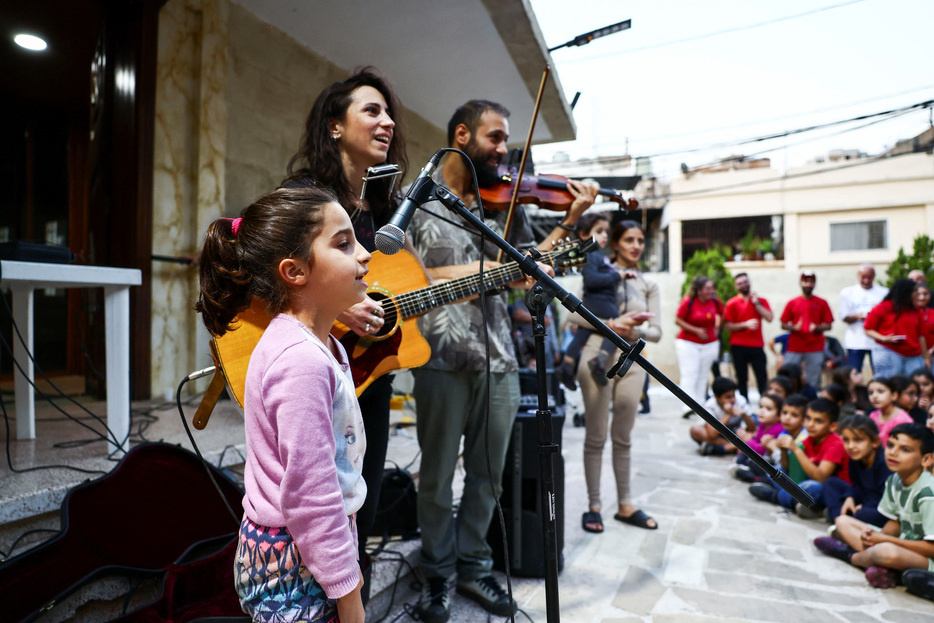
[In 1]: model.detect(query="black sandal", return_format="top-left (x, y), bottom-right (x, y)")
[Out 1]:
top-left (613, 509), bottom-right (658, 530)
top-left (581, 511), bottom-right (604, 533)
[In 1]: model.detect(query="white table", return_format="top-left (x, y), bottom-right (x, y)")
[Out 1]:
top-left (1, 260), bottom-right (142, 456)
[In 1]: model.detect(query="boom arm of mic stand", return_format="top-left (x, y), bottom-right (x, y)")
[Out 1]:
top-left (430, 184), bottom-right (818, 511)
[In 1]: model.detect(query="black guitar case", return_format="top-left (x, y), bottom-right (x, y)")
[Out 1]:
top-left (0, 442), bottom-right (246, 622)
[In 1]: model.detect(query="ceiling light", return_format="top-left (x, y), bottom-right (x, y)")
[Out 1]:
top-left (14, 34), bottom-right (48, 51)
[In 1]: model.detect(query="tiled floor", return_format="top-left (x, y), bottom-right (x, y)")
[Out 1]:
top-left (2, 379), bottom-right (933, 622)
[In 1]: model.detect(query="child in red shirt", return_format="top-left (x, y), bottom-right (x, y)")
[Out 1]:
top-left (750, 398), bottom-right (849, 519)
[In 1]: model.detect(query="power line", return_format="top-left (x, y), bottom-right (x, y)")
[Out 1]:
top-left (631, 83), bottom-right (934, 144)
top-left (665, 149), bottom-right (922, 199)
top-left (547, 99), bottom-right (933, 167)
top-left (557, 0), bottom-right (866, 64)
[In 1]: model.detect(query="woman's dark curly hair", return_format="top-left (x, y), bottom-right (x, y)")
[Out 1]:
top-left (195, 186), bottom-right (336, 337)
top-left (283, 66), bottom-right (407, 224)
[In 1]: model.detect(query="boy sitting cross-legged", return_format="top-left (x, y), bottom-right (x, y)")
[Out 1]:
top-left (814, 423), bottom-right (934, 589)
top-left (689, 377), bottom-right (754, 457)
top-left (749, 397), bottom-right (850, 518)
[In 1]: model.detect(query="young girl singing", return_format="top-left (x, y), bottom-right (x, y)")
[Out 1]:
top-left (866, 376), bottom-right (913, 447)
top-left (196, 186), bottom-right (371, 623)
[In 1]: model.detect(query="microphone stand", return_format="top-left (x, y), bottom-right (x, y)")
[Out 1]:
top-left (425, 183), bottom-right (816, 623)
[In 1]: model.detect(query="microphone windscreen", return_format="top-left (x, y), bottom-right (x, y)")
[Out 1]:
top-left (375, 224), bottom-right (405, 255)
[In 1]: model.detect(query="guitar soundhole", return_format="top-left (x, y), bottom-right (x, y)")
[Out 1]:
top-left (370, 292), bottom-right (399, 339)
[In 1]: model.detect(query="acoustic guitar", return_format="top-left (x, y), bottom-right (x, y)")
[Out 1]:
top-left (208, 239), bottom-right (593, 410)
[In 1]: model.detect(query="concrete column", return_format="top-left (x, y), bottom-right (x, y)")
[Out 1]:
top-left (784, 212), bottom-right (799, 273)
top-left (669, 219), bottom-right (683, 272)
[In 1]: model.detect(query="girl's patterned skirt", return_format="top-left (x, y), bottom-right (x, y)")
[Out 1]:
top-left (234, 516), bottom-right (336, 622)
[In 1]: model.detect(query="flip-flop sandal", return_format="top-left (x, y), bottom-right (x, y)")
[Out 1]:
top-left (581, 511), bottom-right (604, 533)
top-left (613, 509), bottom-right (658, 530)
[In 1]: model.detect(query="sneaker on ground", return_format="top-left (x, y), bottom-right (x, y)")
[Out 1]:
top-left (865, 565), bottom-right (899, 589)
top-left (416, 576), bottom-right (451, 623)
top-left (728, 464), bottom-right (752, 480)
top-left (795, 502), bottom-right (825, 520)
top-left (749, 482), bottom-right (778, 504)
top-left (902, 569), bottom-right (934, 601)
top-left (456, 575), bottom-right (517, 616)
top-left (813, 536), bottom-right (856, 563)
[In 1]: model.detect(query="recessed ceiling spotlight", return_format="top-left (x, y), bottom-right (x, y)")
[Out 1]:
top-left (14, 34), bottom-right (48, 51)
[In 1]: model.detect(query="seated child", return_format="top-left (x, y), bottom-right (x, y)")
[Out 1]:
top-left (911, 367), bottom-right (934, 413)
top-left (833, 364), bottom-right (873, 418)
top-left (729, 393), bottom-right (784, 482)
top-left (764, 394), bottom-right (810, 482)
top-left (690, 377), bottom-right (754, 456)
top-left (867, 376), bottom-right (914, 446)
top-left (766, 375), bottom-right (794, 400)
top-left (821, 415), bottom-right (890, 526)
top-left (749, 397), bottom-right (849, 519)
top-left (556, 213), bottom-right (635, 389)
top-left (891, 374), bottom-right (928, 426)
top-left (820, 383), bottom-right (847, 409)
top-left (778, 362), bottom-right (818, 400)
top-left (814, 423), bottom-right (934, 589)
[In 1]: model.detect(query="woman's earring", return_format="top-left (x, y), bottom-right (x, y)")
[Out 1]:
top-left (332, 133), bottom-right (340, 140)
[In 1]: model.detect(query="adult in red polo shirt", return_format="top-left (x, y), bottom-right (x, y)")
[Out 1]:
top-left (780, 270), bottom-right (833, 388)
top-left (864, 278), bottom-right (928, 377)
top-left (724, 272), bottom-right (773, 400)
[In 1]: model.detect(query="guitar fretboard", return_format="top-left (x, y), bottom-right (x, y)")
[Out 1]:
top-left (390, 253), bottom-right (554, 319)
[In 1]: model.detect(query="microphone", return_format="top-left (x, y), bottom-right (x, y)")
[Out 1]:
top-left (374, 149), bottom-right (444, 254)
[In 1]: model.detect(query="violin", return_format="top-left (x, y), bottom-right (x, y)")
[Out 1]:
top-left (478, 165), bottom-right (639, 212)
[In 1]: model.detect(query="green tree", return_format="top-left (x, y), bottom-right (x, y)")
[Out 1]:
top-left (884, 234), bottom-right (933, 288)
top-left (681, 247), bottom-right (737, 302)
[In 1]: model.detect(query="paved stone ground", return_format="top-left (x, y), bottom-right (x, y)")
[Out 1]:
top-left (365, 382), bottom-right (933, 622)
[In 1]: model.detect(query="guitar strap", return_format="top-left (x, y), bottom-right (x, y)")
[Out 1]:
top-left (193, 362), bottom-right (228, 430)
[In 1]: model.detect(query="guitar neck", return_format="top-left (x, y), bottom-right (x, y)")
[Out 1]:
top-left (392, 256), bottom-right (547, 319)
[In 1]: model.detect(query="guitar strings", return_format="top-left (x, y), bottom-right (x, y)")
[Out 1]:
top-left (378, 245), bottom-right (576, 322)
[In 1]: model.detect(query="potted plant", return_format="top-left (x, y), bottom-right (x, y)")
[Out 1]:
top-left (739, 225), bottom-right (758, 260)
top-left (758, 238), bottom-right (774, 261)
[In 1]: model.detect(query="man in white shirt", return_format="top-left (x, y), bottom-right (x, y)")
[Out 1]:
top-left (838, 264), bottom-right (888, 372)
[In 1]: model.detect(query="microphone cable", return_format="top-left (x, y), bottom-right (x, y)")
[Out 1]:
top-left (173, 367), bottom-right (242, 528)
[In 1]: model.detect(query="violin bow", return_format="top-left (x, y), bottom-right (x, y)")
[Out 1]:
top-left (496, 65), bottom-right (550, 262)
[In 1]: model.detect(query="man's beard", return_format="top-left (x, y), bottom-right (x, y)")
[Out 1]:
top-left (466, 139), bottom-right (502, 187)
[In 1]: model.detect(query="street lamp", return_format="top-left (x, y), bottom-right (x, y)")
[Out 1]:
top-left (547, 19), bottom-right (631, 53)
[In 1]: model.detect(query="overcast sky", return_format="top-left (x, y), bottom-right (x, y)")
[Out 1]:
top-left (527, 0), bottom-right (934, 180)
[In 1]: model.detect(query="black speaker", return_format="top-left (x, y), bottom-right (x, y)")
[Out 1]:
top-left (487, 407), bottom-right (564, 577)
top-left (518, 368), bottom-right (565, 410)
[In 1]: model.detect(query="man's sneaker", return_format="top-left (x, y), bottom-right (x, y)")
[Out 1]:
top-left (813, 536), bottom-right (856, 564)
top-left (587, 357), bottom-right (608, 386)
top-left (902, 569), bottom-right (934, 601)
top-left (795, 502), bottom-right (825, 520)
top-left (416, 576), bottom-right (450, 623)
top-left (865, 565), bottom-right (899, 588)
top-left (749, 482), bottom-right (778, 504)
top-left (456, 575), bottom-right (517, 616)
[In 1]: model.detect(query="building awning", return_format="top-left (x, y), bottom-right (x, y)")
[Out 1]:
top-left (233, 0), bottom-right (577, 146)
